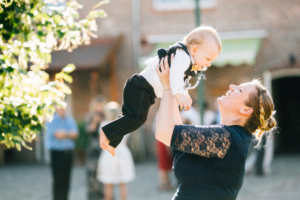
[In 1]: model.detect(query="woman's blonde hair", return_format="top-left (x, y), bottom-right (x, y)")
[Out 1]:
top-left (244, 79), bottom-right (277, 147)
top-left (183, 25), bottom-right (222, 53)
top-left (104, 101), bottom-right (121, 121)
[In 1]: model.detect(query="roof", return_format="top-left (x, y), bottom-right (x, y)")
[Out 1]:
top-left (146, 30), bottom-right (268, 44)
top-left (48, 35), bottom-right (123, 71)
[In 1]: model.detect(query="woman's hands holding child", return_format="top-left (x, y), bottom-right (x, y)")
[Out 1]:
top-left (156, 55), bottom-right (171, 90)
top-left (156, 54), bottom-right (192, 111)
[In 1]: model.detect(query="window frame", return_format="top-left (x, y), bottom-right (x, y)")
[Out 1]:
top-left (152, 0), bottom-right (217, 11)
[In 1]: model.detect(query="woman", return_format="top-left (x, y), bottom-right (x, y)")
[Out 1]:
top-left (155, 55), bottom-right (277, 200)
top-left (85, 95), bottom-right (106, 200)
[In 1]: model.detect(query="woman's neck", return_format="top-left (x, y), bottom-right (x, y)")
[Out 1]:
top-left (220, 113), bottom-right (244, 127)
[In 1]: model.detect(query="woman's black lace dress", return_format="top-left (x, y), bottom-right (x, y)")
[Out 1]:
top-left (170, 124), bottom-right (252, 200)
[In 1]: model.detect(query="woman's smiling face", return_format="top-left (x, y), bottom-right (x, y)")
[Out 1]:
top-left (217, 82), bottom-right (257, 115)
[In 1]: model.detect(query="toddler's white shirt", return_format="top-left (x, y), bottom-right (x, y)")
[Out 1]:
top-left (140, 49), bottom-right (194, 98)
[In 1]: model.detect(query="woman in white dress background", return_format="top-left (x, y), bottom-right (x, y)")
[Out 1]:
top-left (97, 101), bottom-right (135, 200)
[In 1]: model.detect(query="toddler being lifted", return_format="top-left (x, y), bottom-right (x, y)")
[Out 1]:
top-left (100, 25), bottom-right (222, 156)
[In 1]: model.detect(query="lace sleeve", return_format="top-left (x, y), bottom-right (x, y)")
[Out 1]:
top-left (171, 124), bottom-right (231, 159)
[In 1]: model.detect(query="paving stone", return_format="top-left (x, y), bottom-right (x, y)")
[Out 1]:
top-left (0, 155), bottom-right (299, 200)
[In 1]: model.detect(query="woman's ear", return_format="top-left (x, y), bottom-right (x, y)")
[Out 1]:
top-left (239, 106), bottom-right (253, 116)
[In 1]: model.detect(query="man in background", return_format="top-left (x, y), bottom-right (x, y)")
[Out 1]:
top-left (45, 106), bottom-right (78, 200)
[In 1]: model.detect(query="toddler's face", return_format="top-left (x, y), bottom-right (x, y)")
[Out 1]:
top-left (190, 41), bottom-right (220, 71)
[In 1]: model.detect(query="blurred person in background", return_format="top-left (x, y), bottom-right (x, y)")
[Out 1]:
top-left (214, 109), bottom-right (221, 124)
top-left (213, 98), bottom-right (222, 124)
top-left (45, 106), bottom-right (79, 200)
top-left (203, 102), bottom-right (216, 125)
top-left (181, 100), bottom-right (215, 125)
top-left (152, 113), bottom-right (174, 191)
top-left (245, 134), bottom-right (274, 176)
top-left (85, 95), bottom-right (106, 200)
top-left (97, 101), bottom-right (135, 200)
top-left (180, 99), bottom-right (200, 125)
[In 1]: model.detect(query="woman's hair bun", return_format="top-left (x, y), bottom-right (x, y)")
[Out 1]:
top-left (266, 116), bottom-right (277, 131)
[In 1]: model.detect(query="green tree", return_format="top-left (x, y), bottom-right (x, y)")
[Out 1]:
top-left (0, 0), bottom-right (108, 150)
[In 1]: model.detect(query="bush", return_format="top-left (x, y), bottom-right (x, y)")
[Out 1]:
top-left (0, 0), bottom-right (108, 150)
top-left (75, 121), bottom-right (88, 151)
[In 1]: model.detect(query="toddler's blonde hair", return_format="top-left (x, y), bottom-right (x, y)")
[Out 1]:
top-left (183, 25), bottom-right (222, 53)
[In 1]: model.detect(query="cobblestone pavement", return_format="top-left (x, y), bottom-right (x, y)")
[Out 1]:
top-left (0, 155), bottom-right (300, 200)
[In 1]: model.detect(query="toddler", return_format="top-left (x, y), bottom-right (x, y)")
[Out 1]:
top-left (100, 25), bottom-right (222, 156)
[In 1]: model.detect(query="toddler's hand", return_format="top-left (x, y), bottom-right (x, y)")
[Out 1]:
top-left (185, 94), bottom-right (193, 105)
top-left (174, 93), bottom-right (191, 111)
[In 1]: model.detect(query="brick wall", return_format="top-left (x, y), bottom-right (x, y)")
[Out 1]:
top-left (78, 0), bottom-right (135, 104)
top-left (71, 70), bottom-right (111, 120)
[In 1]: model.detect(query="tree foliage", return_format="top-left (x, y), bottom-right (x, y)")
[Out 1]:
top-left (0, 0), bottom-right (108, 150)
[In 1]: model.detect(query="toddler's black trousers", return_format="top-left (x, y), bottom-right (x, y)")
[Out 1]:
top-left (102, 74), bottom-right (156, 148)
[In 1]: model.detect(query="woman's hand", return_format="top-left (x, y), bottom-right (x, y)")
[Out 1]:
top-left (156, 54), bottom-right (174, 89)
top-left (155, 53), bottom-right (181, 146)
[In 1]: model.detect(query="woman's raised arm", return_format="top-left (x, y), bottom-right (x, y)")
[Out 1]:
top-left (155, 55), bottom-right (183, 146)
top-left (155, 55), bottom-right (231, 159)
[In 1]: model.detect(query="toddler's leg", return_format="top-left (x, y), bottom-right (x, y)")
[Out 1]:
top-left (102, 83), bottom-right (153, 148)
top-left (109, 137), bottom-right (123, 148)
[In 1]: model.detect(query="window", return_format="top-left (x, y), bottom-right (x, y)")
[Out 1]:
top-left (152, 0), bottom-right (217, 11)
